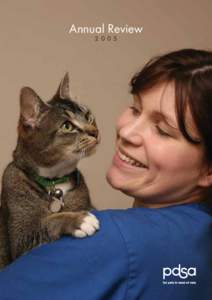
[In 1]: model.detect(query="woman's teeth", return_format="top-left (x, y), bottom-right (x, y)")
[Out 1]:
top-left (118, 151), bottom-right (147, 168)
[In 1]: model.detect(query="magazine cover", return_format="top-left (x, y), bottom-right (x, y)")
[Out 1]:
top-left (0, 1), bottom-right (211, 299)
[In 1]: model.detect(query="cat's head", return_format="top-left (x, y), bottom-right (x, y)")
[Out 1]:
top-left (17, 73), bottom-right (100, 177)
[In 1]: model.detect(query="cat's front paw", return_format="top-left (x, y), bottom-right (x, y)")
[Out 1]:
top-left (73, 212), bottom-right (100, 238)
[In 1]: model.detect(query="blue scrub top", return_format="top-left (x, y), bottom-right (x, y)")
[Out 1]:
top-left (0, 203), bottom-right (211, 300)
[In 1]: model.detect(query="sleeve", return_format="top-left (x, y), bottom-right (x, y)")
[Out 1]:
top-left (0, 211), bottom-right (129, 300)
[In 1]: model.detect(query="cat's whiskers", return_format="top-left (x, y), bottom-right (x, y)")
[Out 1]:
top-left (79, 149), bottom-right (86, 159)
top-left (77, 138), bottom-right (97, 152)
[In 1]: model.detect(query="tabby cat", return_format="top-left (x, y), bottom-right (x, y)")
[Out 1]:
top-left (0, 73), bottom-right (100, 269)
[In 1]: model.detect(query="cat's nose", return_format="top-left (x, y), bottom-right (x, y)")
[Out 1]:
top-left (90, 129), bottom-right (101, 143)
top-left (85, 124), bottom-right (100, 142)
top-left (90, 129), bottom-right (98, 138)
top-left (96, 131), bottom-right (101, 144)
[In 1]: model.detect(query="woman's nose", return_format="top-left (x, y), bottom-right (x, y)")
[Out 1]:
top-left (118, 124), bottom-right (143, 146)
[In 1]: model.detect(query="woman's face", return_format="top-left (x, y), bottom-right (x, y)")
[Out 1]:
top-left (106, 82), bottom-right (206, 207)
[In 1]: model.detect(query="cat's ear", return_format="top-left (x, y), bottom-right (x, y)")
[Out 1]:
top-left (20, 87), bottom-right (48, 128)
top-left (54, 72), bottom-right (70, 99)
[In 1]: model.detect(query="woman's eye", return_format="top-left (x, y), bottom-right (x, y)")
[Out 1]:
top-left (61, 121), bottom-right (74, 132)
top-left (155, 125), bottom-right (171, 137)
top-left (129, 106), bottom-right (140, 116)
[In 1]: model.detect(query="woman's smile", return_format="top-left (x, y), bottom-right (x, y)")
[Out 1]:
top-left (112, 149), bottom-right (148, 171)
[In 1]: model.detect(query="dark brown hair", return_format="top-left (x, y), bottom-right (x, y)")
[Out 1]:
top-left (130, 48), bottom-right (212, 210)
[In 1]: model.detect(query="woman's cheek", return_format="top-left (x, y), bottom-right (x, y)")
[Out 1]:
top-left (146, 138), bottom-right (176, 169)
top-left (150, 142), bottom-right (186, 171)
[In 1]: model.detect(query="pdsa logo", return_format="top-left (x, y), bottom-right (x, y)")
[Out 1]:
top-left (162, 264), bottom-right (197, 285)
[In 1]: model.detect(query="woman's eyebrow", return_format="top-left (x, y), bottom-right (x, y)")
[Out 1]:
top-left (151, 111), bottom-right (179, 130)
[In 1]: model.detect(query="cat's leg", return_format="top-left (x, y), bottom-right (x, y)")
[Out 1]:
top-left (10, 211), bottom-right (99, 260)
top-left (42, 211), bottom-right (100, 240)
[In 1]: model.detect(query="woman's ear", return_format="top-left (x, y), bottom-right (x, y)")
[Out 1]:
top-left (197, 165), bottom-right (212, 187)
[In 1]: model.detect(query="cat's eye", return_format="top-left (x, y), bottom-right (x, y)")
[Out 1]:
top-left (60, 121), bottom-right (74, 132)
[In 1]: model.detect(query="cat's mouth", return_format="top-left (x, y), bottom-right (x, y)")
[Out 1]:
top-left (75, 138), bottom-right (99, 158)
top-left (85, 143), bottom-right (98, 156)
top-left (75, 131), bottom-right (101, 156)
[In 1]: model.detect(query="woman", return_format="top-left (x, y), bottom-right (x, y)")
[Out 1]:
top-left (0, 48), bottom-right (211, 300)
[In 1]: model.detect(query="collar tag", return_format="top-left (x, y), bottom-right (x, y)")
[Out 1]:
top-left (48, 187), bottom-right (64, 213)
